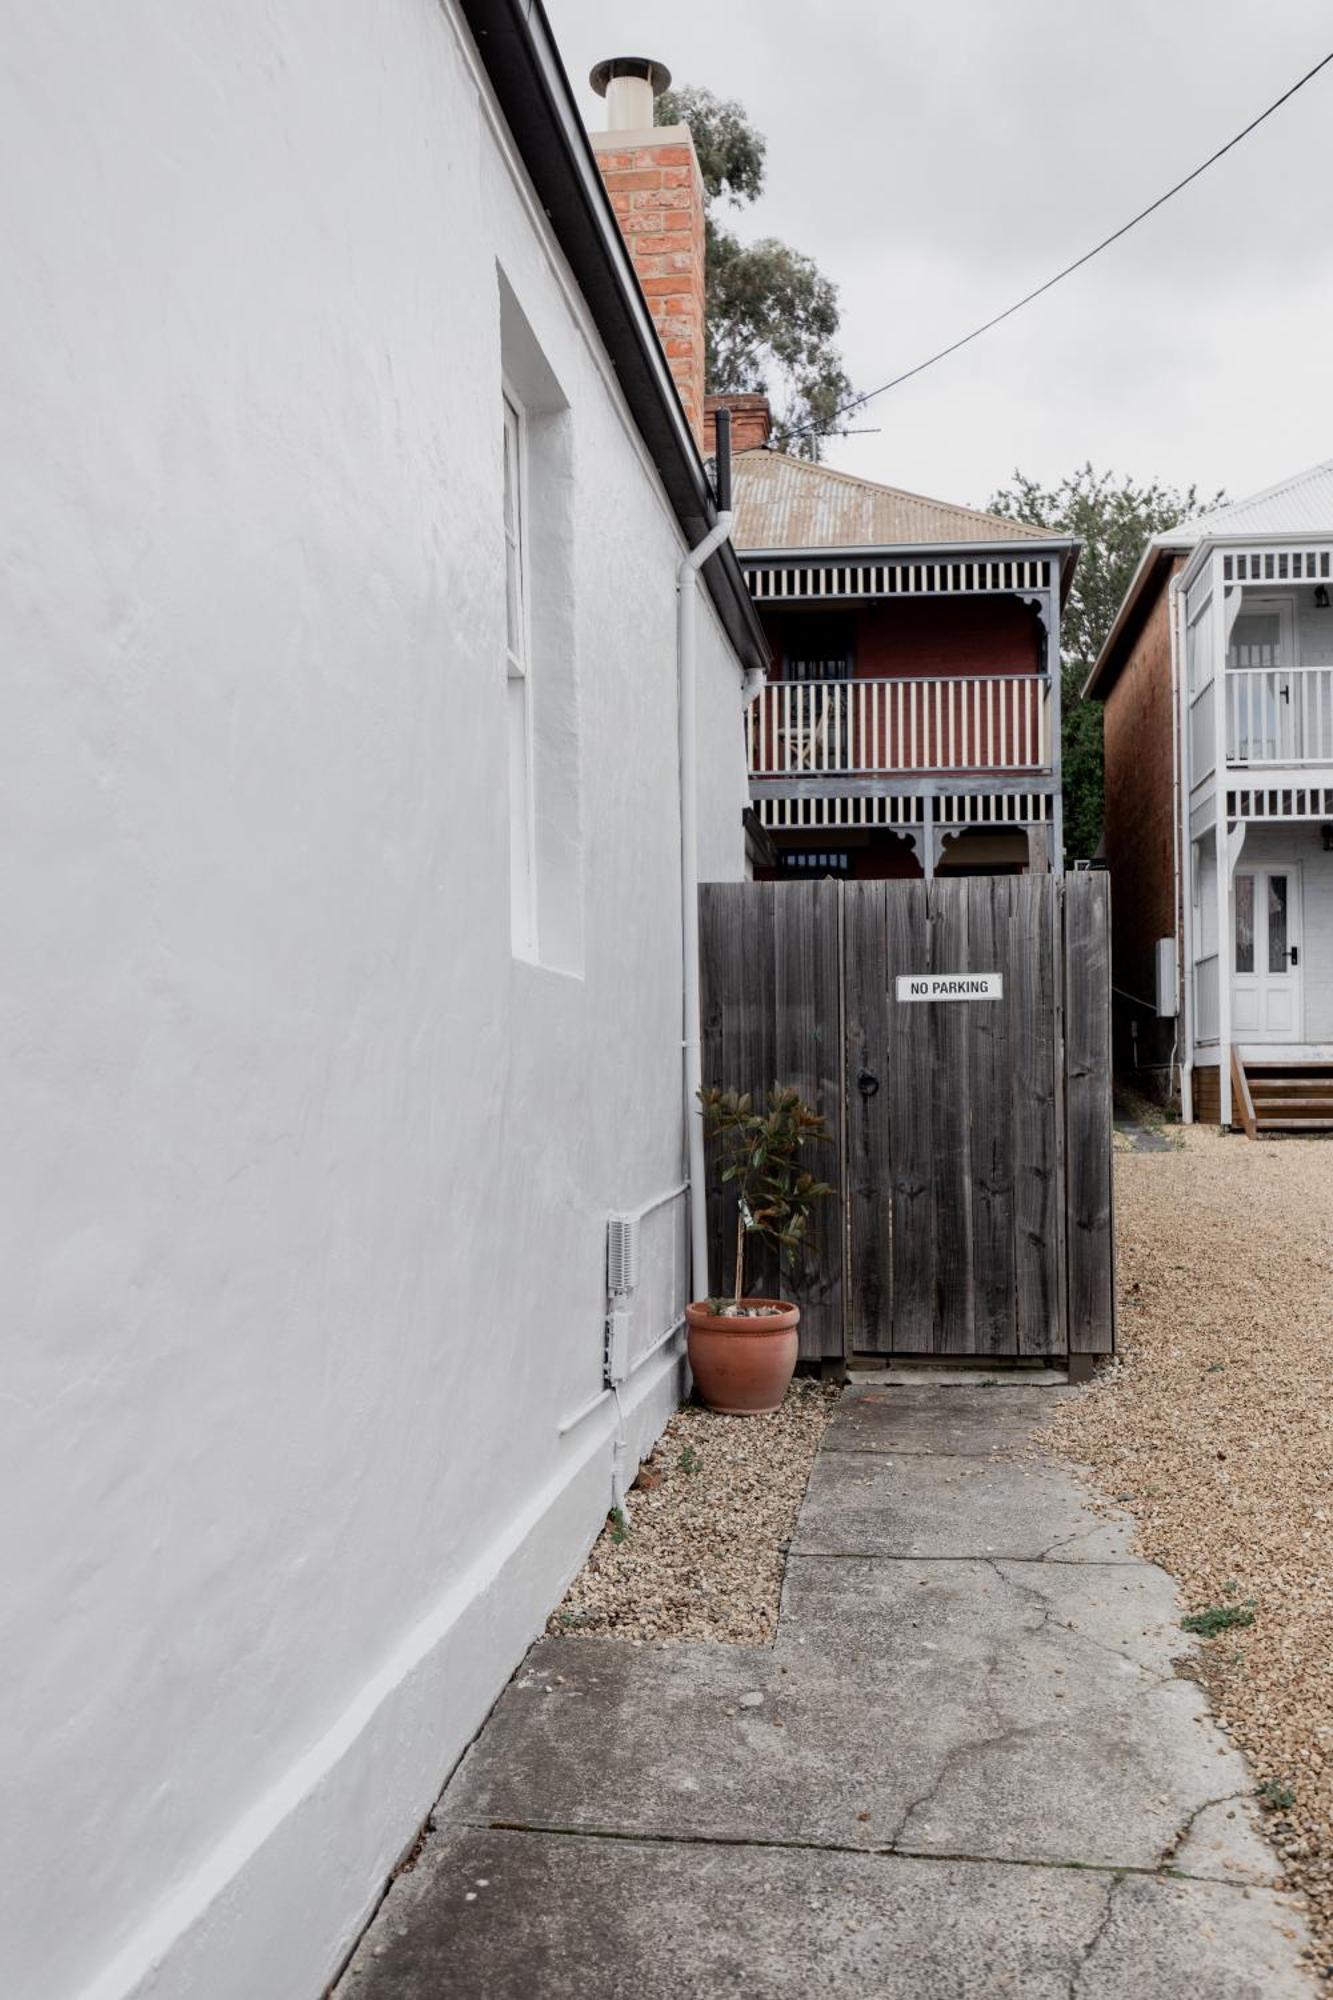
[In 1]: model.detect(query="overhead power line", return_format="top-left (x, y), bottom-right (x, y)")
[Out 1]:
top-left (800, 46), bottom-right (1333, 437)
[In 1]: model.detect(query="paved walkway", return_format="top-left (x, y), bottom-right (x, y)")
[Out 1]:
top-left (1114, 1114), bottom-right (1180, 1154)
top-left (339, 1383), bottom-right (1312, 1997)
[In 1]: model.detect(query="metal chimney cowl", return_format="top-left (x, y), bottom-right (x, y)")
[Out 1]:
top-left (589, 55), bottom-right (671, 133)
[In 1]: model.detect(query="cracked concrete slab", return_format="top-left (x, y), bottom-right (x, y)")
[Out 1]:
top-left (339, 1829), bottom-right (1312, 1999)
top-left (793, 1448), bottom-right (1137, 1561)
top-left (825, 1383), bottom-right (1077, 1456)
top-left (436, 1590), bottom-right (1271, 1879)
top-left (337, 1382), bottom-right (1313, 1995)
top-left (779, 1547), bottom-right (1179, 1674)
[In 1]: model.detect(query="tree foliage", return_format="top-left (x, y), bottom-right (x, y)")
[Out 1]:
top-left (658, 86), bottom-right (853, 460)
top-left (989, 466), bottom-right (1226, 859)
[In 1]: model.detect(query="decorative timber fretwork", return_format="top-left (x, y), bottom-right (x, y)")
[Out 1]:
top-left (1225, 784), bottom-right (1333, 821)
top-left (755, 789), bottom-right (1054, 833)
top-left (1221, 547), bottom-right (1332, 584)
top-left (746, 556), bottom-right (1054, 603)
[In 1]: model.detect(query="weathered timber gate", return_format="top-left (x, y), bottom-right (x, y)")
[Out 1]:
top-left (698, 873), bottom-right (1114, 1365)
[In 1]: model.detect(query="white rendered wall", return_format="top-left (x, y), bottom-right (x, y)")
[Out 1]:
top-left (0, 5), bottom-right (747, 1997)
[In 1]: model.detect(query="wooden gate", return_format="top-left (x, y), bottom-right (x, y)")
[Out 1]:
top-left (698, 873), bottom-right (1114, 1364)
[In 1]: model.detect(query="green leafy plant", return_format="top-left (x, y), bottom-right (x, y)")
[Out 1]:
top-left (698, 1086), bottom-right (835, 1310)
top-left (1258, 1777), bottom-right (1296, 1811)
top-left (989, 466), bottom-right (1227, 859)
top-left (1181, 1601), bottom-right (1255, 1638)
top-left (607, 1507), bottom-right (628, 1546)
top-left (678, 1445), bottom-right (701, 1476)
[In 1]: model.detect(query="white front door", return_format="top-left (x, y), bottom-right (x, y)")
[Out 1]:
top-left (1232, 866), bottom-right (1302, 1041)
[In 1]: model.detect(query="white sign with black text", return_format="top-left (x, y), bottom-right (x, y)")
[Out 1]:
top-left (895, 973), bottom-right (1003, 1003)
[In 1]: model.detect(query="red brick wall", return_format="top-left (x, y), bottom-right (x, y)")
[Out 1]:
top-left (758, 597), bottom-right (1042, 680)
top-left (591, 130), bottom-right (707, 448)
top-left (1101, 563), bottom-right (1183, 1076)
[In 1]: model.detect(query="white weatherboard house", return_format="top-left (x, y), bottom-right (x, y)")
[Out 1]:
top-left (1, 5), bottom-right (763, 1997)
top-left (1091, 459), bottom-right (1333, 1132)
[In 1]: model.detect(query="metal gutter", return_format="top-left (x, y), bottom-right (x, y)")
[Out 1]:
top-left (455, 0), bottom-right (768, 677)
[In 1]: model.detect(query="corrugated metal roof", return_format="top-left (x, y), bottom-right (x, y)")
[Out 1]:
top-left (1173, 457), bottom-right (1333, 540)
top-left (1086, 457), bottom-right (1333, 698)
top-left (730, 450), bottom-right (1045, 552)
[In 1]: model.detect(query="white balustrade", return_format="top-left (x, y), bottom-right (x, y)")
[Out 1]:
top-left (1225, 667), bottom-right (1333, 766)
top-left (746, 675), bottom-right (1051, 778)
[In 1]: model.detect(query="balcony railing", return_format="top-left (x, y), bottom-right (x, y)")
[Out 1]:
top-left (1226, 667), bottom-right (1333, 766)
top-left (747, 675), bottom-right (1052, 779)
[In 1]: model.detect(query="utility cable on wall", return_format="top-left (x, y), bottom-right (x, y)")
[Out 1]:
top-left (790, 46), bottom-right (1333, 439)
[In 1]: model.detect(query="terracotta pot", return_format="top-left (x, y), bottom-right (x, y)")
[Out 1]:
top-left (685, 1298), bottom-right (800, 1415)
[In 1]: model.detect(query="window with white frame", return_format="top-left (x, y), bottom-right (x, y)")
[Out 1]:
top-left (498, 267), bottom-right (580, 974)
top-left (503, 390), bottom-right (538, 958)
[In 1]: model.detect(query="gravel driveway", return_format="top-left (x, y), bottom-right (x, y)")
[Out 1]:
top-left (1047, 1125), bottom-right (1333, 1979)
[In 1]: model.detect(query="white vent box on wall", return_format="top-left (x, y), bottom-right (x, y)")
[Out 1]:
top-left (606, 1214), bottom-right (639, 1295)
top-left (1154, 938), bottom-right (1179, 1018)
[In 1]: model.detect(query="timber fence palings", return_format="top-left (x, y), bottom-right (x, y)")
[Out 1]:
top-left (698, 873), bottom-right (1114, 1364)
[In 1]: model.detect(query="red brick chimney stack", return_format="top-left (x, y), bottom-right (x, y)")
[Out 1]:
top-left (589, 58), bottom-right (708, 451)
top-left (704, 393), bottom-right (772, 458)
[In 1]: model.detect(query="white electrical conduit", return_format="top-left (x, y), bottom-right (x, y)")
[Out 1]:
top-left (677, 506), bottom-right (735, 1301)
top-left (556, 1318), bottom-right (687, 1439)
top-left (1168, 571), bottom-right (1193, 1122)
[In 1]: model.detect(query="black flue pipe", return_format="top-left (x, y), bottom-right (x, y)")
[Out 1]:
top-left (714, 405), bottom-right (732, 514)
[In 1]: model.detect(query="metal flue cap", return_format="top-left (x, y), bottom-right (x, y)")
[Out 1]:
top-left (589, 56), bottom-right (672, 131)
top-left (589, 56), bottom-right (672, 96)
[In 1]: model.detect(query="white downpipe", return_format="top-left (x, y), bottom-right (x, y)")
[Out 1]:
top-left (1211, 552), bottom-right (1235, 1128)
top-left (1169, 572), bottom-right (1194, 1122)
top-left (678, 510), bottom-right (734, 1302)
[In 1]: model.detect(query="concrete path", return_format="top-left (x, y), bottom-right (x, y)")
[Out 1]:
top-left (338, 1382), bottom-right (1313, 1997)
top-left (1114, 1114), bottom-right (1180, 1154)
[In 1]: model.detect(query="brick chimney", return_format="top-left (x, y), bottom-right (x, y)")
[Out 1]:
top-left (704, 394), bottom-right (772, 458)
top-left (589, 58), bottom-right (707, 450)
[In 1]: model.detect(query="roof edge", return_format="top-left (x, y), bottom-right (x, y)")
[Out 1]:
top-left (1083, 537), bottom-right (1190, 700)
top-left (1177, 524), bottom-right (1333, 593)
top-left (1174, 455), bottom-right (1333, 539)
top-left (734, 448), bottom-right (1054, 545)
top-left (455, 0), bottom-right (767, 674)
top-left (740, 536), bottom-right (1082, 601)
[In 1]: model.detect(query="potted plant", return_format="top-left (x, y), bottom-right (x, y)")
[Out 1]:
top-left (686, 1086), bottom-right (835, 1415)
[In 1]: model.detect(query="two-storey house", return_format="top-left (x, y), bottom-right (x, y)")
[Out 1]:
top-left (589, 93), bottom-right (1079, 887)
top-left (705, 398), bottom-right (1080, 880)
top-left (1088, 459), bottom-right (1333, 1132)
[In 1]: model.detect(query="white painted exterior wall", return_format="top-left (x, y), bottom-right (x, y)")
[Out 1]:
top-left (0, 6), bottom-right (749, 1997)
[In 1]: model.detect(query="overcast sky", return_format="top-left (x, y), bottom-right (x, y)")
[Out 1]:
top-left (547, 0), bottom-right (1333, 515)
